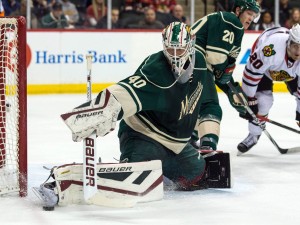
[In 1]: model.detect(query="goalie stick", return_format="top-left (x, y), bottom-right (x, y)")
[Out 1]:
top-left (227, 81), bottom-right (300, 154)
top-left (83, 55), bottom-right (98, 202)
top-left (256, 115), bottom-right (300, 135)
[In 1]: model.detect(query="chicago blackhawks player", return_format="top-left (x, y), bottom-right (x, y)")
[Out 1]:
top-left (238, 24), bottom-right (300, 153)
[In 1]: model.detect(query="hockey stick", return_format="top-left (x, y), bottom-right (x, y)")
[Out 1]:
top-left (83, 55), bottom-right (98, 201)
top-left (227, 81), bottom-right (294, 154)
top-left (256, 115), bottom-right (300, 134)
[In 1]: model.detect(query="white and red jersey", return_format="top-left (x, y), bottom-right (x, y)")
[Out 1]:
top-left (242, 27), bottom-right (300, 96)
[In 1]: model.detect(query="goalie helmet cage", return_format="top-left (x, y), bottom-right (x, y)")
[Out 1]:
top-left (0, 17), bottom-right (27, 197)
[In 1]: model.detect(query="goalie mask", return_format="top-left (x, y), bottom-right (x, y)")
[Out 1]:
top-left (287, 23), bottom-right (300, 61)
top-left (162, 22), bottom-right (195, 78)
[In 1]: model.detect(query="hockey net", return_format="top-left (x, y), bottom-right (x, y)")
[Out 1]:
top-left (0, 17), bottom-right (27, 197)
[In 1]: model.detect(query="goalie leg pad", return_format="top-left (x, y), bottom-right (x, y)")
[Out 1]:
top-left (61, 89), bottom-right (122, 142)
top-left (48, 160), bottom-right (163, 207)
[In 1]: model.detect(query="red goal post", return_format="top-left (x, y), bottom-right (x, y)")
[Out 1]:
top-left (0, 16), bottom-right (27, 197)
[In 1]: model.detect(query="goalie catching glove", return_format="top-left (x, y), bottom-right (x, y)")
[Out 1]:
top-left (61, 89), bottom-right (122, 142)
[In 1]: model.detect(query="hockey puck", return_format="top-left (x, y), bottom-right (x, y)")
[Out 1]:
top-left (43, 206), bottom-right (55, 211)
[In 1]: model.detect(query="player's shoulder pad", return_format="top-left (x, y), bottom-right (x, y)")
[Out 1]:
top-left (194, 50), bottom-right (207, 70)
top-left (136, 51), bottom-right (176, 87)
top-left (218, 11), bottom-right (244, 31)
top-left (258, 30), bottom-right (289, 58)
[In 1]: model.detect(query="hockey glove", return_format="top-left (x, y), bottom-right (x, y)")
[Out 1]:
top-left (296, 111), bottom-right (300, 127)
top-left (214, 63), bottom-right (236, 84)
top-left (239, 97), bottom-right (258, 121)
top-left (226, 82), bottom-right (247, 115)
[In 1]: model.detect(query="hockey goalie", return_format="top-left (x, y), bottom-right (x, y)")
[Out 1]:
top-left (34, 22), bottom-right (231, 209)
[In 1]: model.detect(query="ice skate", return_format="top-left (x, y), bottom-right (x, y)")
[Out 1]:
top-left (237, 133), bottom-right (261, 155)
top-left (32, 182), bottom-right (58, 208)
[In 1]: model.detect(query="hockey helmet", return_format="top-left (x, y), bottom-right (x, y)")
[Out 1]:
top-left (234, 0), bottom-right (260, 14)
top-left (162, 22), bottom-right (195, 75)
top-left (288, 23), bottom-right (300, 45)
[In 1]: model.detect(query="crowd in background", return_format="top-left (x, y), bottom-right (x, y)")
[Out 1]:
top-left (0, 0), bottom-right (189, 29)
top-left (0, 0), bottom-right (299, 30)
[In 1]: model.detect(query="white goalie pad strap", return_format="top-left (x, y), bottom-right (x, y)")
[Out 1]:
top-left (61, 89), bottom-right (122, 142)
top-left (53, 160), bottom-right (163, 207)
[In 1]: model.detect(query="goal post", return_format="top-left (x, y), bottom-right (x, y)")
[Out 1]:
top-left (0, 16), bottom-right (27, 197)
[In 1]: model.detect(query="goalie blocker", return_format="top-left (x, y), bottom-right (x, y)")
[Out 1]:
top-left (201, 150), bottom-right (231, 189)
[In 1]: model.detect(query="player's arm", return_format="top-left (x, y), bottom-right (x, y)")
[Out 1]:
top-left (239, 43), bottom-right (271, 119)
top-left (195, 55), bottom-right (222, 150)
top-left (214, 27), bottom-right (243, 85)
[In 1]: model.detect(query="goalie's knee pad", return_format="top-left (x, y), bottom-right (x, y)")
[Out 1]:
top-left (61, 89), bottom-right (122, 142)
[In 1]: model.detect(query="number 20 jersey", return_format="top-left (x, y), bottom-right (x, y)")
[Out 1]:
top-left (242, 27), bottom-right (300, 98)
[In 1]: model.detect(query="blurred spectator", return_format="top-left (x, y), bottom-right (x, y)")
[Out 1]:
top-left (2, 0), bottom-right (20, 16)
top-left (285, 7), bottom-right (300, 28)
top-left (11, 0), bottom-right (38, 28)
top-left (39, 2), bottom-right (71, 28)
top-left (215, 0), bottom-right (234, 11)
top-left (256, 0), bottom-right (268, 14)
top-left (154, 0), bottom-right (176, 13)
top-left (85, 0), bottom-right (106, 28)
top-left (171, 4), bottom-right (189, 25)
top-left (32, 0), bottom-right (53, 20)
top-left (112, 0), bottom-right (125, 12)
top-left (124, 0), bottom-right (136, 11)
top-left (137, 7), bottom-right (164, 29)
top-left (59, 0), bottom-right (79, 25)
top-left (118, 8), bottom-right (144, 28)
top-left (133, 0), bottom-right (155, 13)
top-left (96, 8), bottom-right (121, 29)
top-left (272, 0), bottom-right (292, 26)
top-left (0, 0), bottom-right (5, 16)
top-left (261, 0), bottom-right (274, 9)
top-left (252, 10), bottom-right (275, 31)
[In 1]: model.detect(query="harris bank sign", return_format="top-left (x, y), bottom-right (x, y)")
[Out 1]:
top-left (34, 50), bottom-right (127, 64)
top-left (26, 31), bottom-right (260, 85)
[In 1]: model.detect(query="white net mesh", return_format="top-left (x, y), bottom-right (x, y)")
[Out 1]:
top-left (0, 18), bottom-right (21, 195)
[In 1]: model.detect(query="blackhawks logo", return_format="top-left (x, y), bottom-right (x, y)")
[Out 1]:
top-left (269, 70), bottom-right (293, 81)
top-left (262, 44), bottom-right (276, 57)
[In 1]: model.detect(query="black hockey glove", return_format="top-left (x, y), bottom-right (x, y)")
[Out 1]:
top-left (239, 97), bottom-right (258, 121)
top-left (296, 111), bottom-right (300, 127)
top-left (226, 82), bottom-right (247, 115)
top-left (214, 62), bottom-right (236, 84)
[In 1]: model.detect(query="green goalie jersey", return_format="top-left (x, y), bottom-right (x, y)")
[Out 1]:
top-left (191, 11), bottom-right (244, 73)
top-left (107, 51), bottom-right (218, 154)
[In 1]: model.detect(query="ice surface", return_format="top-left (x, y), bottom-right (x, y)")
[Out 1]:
top-left (1, 93), bottom-right (300, 225)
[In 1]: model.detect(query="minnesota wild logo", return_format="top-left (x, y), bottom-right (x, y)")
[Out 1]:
top-left (262, 44), bottom-right (276, 57)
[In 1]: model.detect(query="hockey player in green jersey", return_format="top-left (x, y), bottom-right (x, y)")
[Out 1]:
top-left (190, 0), bottom-right (260, 150)
top-left (60, 22), bottom-right (231, 191)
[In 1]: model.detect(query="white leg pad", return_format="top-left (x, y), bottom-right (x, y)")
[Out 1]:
top-left (53, 160), bottom-right (163, 207)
